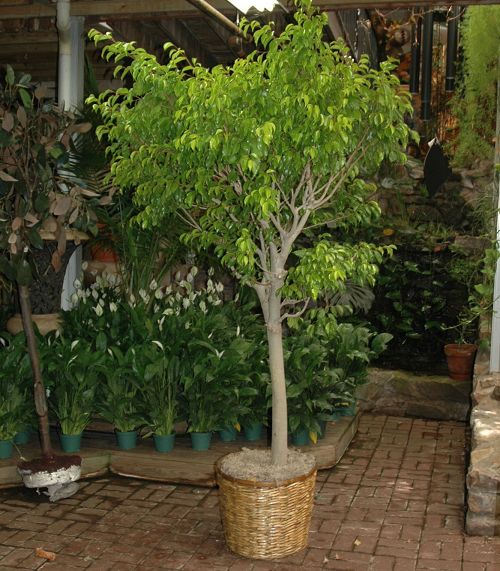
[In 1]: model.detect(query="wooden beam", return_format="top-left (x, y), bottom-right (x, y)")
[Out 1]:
top-left (0, 0), bottom-right (234, 19)
top-left (0, 0), bottom-right (495, 20)
top-left (0, 32), bottom-right (58, 46)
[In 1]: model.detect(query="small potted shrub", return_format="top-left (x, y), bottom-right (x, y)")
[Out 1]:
top-left (141, 345), bottom-right (180, 453)
top-left (98, 346), bottom-right (146, 450)
top-left (284, 333), bottom-right (333, 445)
top-left (46, 337), bottom-right (103, 453)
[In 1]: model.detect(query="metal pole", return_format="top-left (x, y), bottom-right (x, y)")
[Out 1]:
top-left (410, 14), bottom-right (422, 93)
top-left (420, 10), bottom-right (434, 120)
top-left (445, 6), bottom-right (460, 92)
top-left (489, 52), bottom-right (500, 372)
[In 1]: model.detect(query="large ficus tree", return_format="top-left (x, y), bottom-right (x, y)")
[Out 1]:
top-left (90, 0), bottom-right (413, 466)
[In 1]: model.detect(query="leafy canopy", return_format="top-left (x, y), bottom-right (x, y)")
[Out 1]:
top-left (90, 0), bottom-right (413, 303)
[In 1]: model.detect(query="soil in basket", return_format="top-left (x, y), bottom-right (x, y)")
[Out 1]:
top-left (219, 448), bottom-right (315, 482)
top-left (18, 454), bottom-right (82, 474)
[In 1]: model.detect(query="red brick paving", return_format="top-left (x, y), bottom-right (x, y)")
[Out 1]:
top-left (0, 414), bottom-right (499, 570)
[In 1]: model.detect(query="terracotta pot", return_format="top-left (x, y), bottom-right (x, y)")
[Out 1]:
top-left (6, 313), bottom-right (62, 336)
top-left (444, 343), bottom-right (477, 381)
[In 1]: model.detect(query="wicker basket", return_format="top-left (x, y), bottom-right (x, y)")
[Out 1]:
top-left (215, 457), bottom-right (317, 560)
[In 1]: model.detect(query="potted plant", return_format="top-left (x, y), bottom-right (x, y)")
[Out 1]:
top-left (98, 346), bottom-right (146, 450)
top-left (141, 344), bottom-right (180, 453)
top-left (90, 0), bottom-right (413, 558)
top-left (0, 335), bottom-right (31, 459)
top-left (284, 333), bottom-right (333, 446)
top-left (0, 67), bottom-right (109, 495)
top-left (45, 337), bottom-right (103, 453)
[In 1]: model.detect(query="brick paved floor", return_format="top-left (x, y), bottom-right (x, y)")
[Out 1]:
top-left (0, 414), bottom-right (499, 570)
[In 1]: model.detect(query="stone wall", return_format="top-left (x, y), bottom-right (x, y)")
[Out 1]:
top-left (357, 368), bottom-right (471, 421)
top-left (466, 362), bottom-right (500, 536)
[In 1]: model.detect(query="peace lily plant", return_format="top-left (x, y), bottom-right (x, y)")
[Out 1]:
top-left (89, 0), bottom-right (413, 468)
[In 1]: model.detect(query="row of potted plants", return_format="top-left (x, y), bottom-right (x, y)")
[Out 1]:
top-left (0, 272), bottom-right (389, 459)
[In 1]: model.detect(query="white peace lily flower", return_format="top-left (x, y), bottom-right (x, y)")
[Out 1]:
top-left (185, 321), bottom-right (191, 329)
top-left (215, 349), bottom-right (224, 359)
top-left (163, 308), bottom-right (174, 316)
top-left (175, 309), bottom-right (180, 316)
top-left (199, 300), bottom-right (207, 314)
top-left (158, 315), bottom-right (166, 330)
top-left (165, 285), bottom-right (173, 294)
top-left (213, 299), bottom-right (222, 306)
top-left (73, 278), bottom-right (82, 290)
top-left (208, 331), bottom-right (213, 339)
top-left (70, 293), bottom-right (79, 305)
top-left (234, 293), bottom-right (240, 302)
top-left (99, 298), bottom-right (105, 307)
top-left (174, 271), bottom-right (181, 282)
top-left (175, 292), bottom-right (182, 302)
top-left (236, 326), bottom-right (241, 337)
top-left (149, 279), bottom-right (158, 291)
top-left (154, 304), bottom-right (160, 312)
top-left (94, 304), bottom-right (104, 316)
top-left (189, 292), bottom-right (196, 302)
top-left (46, 388), bottom-right (51, 398)
top-left (216, 282), bottom-right (224, 293)
top-left (139, 288), bottom-right (147, 300)
top-left (155, 288), bottom-right (164, 300)
top-left (152, 340), bottom-right (164, 350)
top-left (81, 261), bottom-right (88, 271)
top-left (109, 302), bottom-right (118, 312)
top-left (186, 273), bottom-right (194, 283)
top-left (92, 289), bottom-right (99, 300)
top-left (208, 267), bottom-right (214, 277)
top-left (190, 266), bottom-right (198, 277)
top-left (129, 293), bottom-right (136, 304)
top-left (207, 279), bottom-right (214, 291)
top-left (179, 280), bottom-right (188, 288)
top-left (182, 298), bottom-right (190, 309)
top-left (70, 339), bottom-right (80, 350)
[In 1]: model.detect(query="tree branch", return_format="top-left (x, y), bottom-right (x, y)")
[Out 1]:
top-left (281, 297), bottom-right (310, 322)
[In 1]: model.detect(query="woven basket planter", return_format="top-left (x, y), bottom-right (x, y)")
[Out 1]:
top-left (215, 456), bottom-right (317, 559)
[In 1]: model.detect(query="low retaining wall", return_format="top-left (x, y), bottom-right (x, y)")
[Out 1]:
top-left (466, 368), bottom-right (500, 535)
top-left (357, 368), bottom-right (471, 421)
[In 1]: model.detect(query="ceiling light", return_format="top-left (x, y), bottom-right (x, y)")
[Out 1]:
top-left (226, 0), bottom-right (277, 13)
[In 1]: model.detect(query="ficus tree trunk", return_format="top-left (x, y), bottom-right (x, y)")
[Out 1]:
top-left (18, 284), bottom-right (54, 459)
top-left (265, 279), bottom-right (288, 466)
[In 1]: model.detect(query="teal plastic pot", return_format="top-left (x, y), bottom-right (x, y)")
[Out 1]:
top-left (0, 439), bottom-right (13, 460)
top-left (190, 432), bottom-right (212, 451)
top-left (60, 433), bottom-right (82, 453)
top-left (243, 423), bottom-right (263, 441)
top-left (154, 433), bottom-right (175, 453)
top-left (337, 403), bottom-right (356, 417)
top-left (292, 429), bottom-right (310, 446)
top-left (219, 426), bottom-right (237, 442)
top-left (318, 420), bottom-right (327, 440)
top-left (14, 429), bottom-right (30, 445)
top-left (116, 430), bottom-right (137, 450)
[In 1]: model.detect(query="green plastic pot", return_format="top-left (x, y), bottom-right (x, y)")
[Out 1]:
top-left (116, 430), bottom-right (137, 450)
top-left (292, 429), bottom-right (310, 446)
top-left (190, 432), bottom-right (212, 451)
top-left (219, 426), bottom-right (237, 442)
top-left (318, 420), bottom-right (327, 440)
top-left (0, 439), bottom-right (13, 460)
top-left (14, 429), bottom-right (30, 445)
top-left (60, 433), bottom-right (82, 453)
top-left (336, 403), bottom-right (356, 417)
top-left (153, 433), bottom-right (175, 453)
top-left (243, 423), bottom-right (263, 441)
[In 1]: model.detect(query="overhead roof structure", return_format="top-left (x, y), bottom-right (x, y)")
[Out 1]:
top-left (0, 0), bottom-right (492, 83)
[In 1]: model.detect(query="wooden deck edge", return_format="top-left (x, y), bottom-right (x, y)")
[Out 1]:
top-left (0, 416), bottom-right (359, 489)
